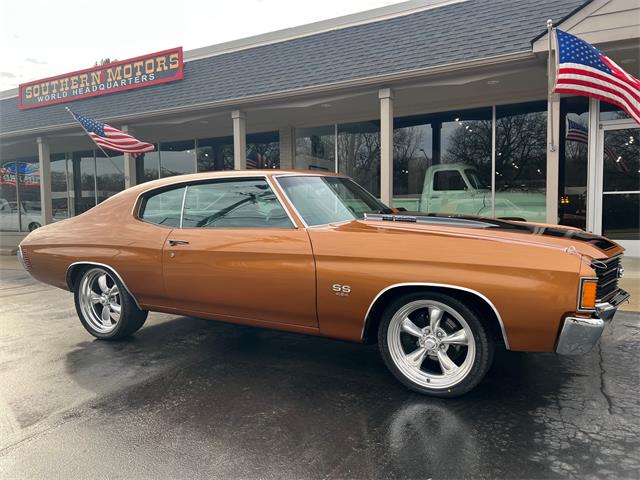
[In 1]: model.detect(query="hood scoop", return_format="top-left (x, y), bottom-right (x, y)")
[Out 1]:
top-left (364, 213), bottom-right (497, 229)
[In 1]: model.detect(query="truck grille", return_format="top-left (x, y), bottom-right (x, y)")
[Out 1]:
top-left (592, 256), bottom-right (621, 301)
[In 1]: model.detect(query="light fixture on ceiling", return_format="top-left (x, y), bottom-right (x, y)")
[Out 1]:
top-left (620, 58), bottom-right (636, 65)
top-left (320, 103), bottom-right (332, 108)
top-left (199, 120), bottom-right (209, 124)
top-left (487, 80), bottom-right (500, 85)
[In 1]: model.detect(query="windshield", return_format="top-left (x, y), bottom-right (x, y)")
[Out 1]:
top-left (276, 175), bottom-right (391, 226)
top-left (464, 169), bottom-right (489, 190)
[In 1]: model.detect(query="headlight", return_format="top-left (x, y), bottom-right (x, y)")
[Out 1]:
top-left (578, 278), bottom-right (598, 311)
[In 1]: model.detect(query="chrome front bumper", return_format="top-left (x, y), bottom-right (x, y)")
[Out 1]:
top-left (556, 289), bottom-right (630, 355)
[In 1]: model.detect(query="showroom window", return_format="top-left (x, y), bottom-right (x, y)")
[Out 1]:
top-left (182, 179), bottom-right (292, 228)
top-left (95, 150), bottom-right (125, 204)
top-left (295, 125), bottom-right (335, 171)
top-left (246, 131), bottom-right (280, 169)
top-left (197, 136), bottom-right (234, 172)
top-left (0, 157), bottom-right (41, 232)
top-left (495, 101), bottom-right (547, 223)
top-left (160, 140), bottom-right (196, 177)
top-left (392, 107), bottom-right (492, 213)
top-left (136, 149), bottom-right (160, 183)
top-left (72, 151), bottom-right (97, 215)
top-left (338, 120), bottom-right (381, 198)
top-left (0, 159), bottom-right (18, 232)
top-left (51, 153), bottom-right (71, 220)
top-left (558, 97), bottom-right (589, 229)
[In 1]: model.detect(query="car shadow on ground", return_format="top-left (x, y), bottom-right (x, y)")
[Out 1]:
top-left (59, 313), bottom-right (627, 478)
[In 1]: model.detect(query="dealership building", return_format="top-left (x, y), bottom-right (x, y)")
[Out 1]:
top-left (0, 0), bottom-right (638, 255)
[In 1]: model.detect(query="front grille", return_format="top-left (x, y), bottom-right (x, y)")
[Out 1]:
top-left (18, 246), bottom-right (32, 271)
top-left (592, 256), bottom-right (621, 301)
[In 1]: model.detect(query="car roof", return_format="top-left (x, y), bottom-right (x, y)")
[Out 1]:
top-left (126, 169), bottom-right (347, 194)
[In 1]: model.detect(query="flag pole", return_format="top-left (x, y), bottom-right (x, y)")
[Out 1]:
top-left (547, 19), bottom-right (556, 152)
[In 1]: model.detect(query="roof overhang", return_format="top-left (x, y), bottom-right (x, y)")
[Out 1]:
top-left (0, 49), bottom-right (534, 140)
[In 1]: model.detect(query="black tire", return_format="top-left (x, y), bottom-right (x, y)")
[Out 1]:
top-left (73, 266), bottom-right (148, 340)
top-left (28, 222), bottom-right (41, 231)
top-left (378, 291), bottom-right (494, 397)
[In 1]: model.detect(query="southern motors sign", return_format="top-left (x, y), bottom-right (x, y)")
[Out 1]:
top-left (18, 47), bottom-right (183, 110)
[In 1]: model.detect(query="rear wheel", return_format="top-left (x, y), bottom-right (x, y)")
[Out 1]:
top-left (378, 292), bottom-right (494, 397)
top-left (74, 267), bottom-right (147, 340)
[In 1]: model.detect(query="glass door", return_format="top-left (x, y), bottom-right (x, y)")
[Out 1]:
top-left (596, 124), bottom-right (639, 255)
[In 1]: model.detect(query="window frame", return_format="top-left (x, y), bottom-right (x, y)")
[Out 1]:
top-left (136, 176), bottom-right (297, 230)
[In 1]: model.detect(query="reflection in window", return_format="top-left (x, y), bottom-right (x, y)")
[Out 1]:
top-left (160, 140), bottom-right (195, 177)
top-left (136, 150), bottom-right (160, 184)
top-left (51, 153), bottom-right (71, 220)
top-left (182, 179), bottom-right (291, 228)
top-left (141, 187), bottom-right (186, 227)
top-left (95, 150), bottom-right (124, 204)
top-left (393, 108), bottom-right (492, 214)
top-left (338, 121), bottom-right (380, 198)
top-left (295, 125), bottom-right (335, 171)
top-left (0, 160), bottom-right (19, 232)
top-left (72, 151), bottom-right (97, 215)
top-left (559, 97), bottom-right (589, 229)
top-left (601, 127), bottom-right (639, 240)
top-left (495, 101), bottom-right (547, 222)
top-left (17, 157), bottom-right (42, 231)
top-left (246, 131), bottom-right (280, 169)
top-left (600, 100), bottom-right (631, 122)
top-left (197, 137), bottom-right (234, 172)
top-left (603, 194), bottom-right (639, 240)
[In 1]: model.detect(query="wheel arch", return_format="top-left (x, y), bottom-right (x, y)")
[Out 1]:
top-left (66, 261), bottom-right (142, 310)
top-left (362, 283), bottom-right (509, 349)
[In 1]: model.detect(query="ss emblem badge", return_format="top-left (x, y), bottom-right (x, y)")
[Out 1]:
top-left (332, 284), bottom-right (351, 297)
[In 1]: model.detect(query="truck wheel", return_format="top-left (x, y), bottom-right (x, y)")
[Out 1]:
top-left (378, 291), bottom-right (494, 397)
top-left (74, 267), bottom-right (147, 340)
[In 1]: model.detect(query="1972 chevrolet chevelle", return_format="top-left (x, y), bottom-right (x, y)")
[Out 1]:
top-left (19, 170), bottom-right (629, 397)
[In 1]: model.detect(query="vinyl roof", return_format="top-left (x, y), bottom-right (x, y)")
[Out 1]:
top-left (0, 0), bottom-right (588, 136)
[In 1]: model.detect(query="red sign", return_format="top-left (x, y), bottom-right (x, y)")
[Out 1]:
top-left (18, 47), bottom-right (183, 110)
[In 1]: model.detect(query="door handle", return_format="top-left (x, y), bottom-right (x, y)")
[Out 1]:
top-left (168, 239), bottom-right (190, 246)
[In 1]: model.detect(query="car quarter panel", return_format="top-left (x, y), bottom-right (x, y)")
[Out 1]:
top-left (307, 221), bottom-right (587, 352)
top-left (19, 189), bottom-right (171, 308)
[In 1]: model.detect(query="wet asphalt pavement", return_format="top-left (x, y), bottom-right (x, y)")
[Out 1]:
top-left (1, 256), bottom-right (639, 479)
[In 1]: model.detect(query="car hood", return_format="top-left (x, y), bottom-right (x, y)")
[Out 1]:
top-left (345, 213), bottom-right (623, 260)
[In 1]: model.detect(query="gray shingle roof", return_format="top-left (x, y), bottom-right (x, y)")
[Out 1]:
top-left (0, 0), bottom-right (587, 136)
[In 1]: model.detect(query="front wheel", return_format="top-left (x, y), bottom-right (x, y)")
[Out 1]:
top-left (378, 292), bottom-right (494, 397)
top-left (74, 267), bottom-right (147, 340)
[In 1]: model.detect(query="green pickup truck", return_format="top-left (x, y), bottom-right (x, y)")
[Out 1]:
top-left (393, 163), bottom-right (546, 222)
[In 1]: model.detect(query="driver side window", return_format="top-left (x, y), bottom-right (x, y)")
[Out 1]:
top-left (181, 178), bottom-right (293, 229)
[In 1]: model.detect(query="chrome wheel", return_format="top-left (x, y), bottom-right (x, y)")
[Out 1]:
top-left (78, 268), bottom-right (122, 334)
top-left (387, 300), bottom-right (476, 390)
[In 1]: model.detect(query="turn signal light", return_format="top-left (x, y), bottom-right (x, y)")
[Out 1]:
top-left (579, 279), bottom-right (598, 310)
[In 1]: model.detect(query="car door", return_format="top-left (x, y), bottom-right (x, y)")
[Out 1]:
top-left (161, 177), bottom-right (317, 328)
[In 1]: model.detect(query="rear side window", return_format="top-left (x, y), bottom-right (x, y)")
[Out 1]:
top-left (182, 179), bottom-right (292, 229)
top-left (140, 187), bottom-right (185, 227)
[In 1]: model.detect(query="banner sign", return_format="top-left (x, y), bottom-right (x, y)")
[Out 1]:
top-left (18, 47), bottom-right (183, 110)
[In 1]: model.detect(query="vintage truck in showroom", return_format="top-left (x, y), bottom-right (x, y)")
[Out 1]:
top-left (18, 170), bottom-right (628, 397)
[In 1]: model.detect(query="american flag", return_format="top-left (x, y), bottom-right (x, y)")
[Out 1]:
top-left (554, 29), bottom-right (640, 125)
top-left (566, 119), bottom-right (588, 144)
top-left (69, 110), bottom-right (155, 154)
top-left (565, 118), bottom-right (618, 164)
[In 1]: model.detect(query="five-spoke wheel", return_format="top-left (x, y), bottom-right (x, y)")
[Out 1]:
top-left (378, 292), bottom-right (494, 397)
top-left (74, 266), bottom-right (147, 340)
top-left (78, 268), bottom-right (122, 334)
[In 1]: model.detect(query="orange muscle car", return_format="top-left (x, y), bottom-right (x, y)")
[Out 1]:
top-left (18, 170), bottom-right (630, 397)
